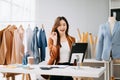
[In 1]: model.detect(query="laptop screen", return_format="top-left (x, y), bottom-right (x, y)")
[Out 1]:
top-left (69, 43), bottom-right (88, 64)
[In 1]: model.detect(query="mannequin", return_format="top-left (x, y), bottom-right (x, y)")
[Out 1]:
top-left (108, 16), bottom-right (116, 34)
top-left (96, 12), bottom-right (120, 61)
top-left (108, 16), bottom-right (117, 80)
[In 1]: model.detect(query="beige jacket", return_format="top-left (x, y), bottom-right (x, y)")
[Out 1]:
top-left (11, 26), bottom-right (24, 64)
top-left (0, 25), bottom-right (17, 65)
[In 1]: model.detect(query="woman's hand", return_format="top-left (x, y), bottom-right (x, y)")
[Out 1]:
top-left (50, 32), bottom-right (57, 46)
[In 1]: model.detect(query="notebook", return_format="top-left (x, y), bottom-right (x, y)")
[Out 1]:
top-left (69, 43), bottom-right (88, 64)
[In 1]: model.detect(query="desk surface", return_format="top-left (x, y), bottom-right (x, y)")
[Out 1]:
top-left (41, 59), bottom-right (110, 64)
top-left (84, 59), bottom-right (110, 63)
top-left (0, 64), bottom-right (105, 78)
top-left (0, 65), bottom-right (33, 74)
top-left (34, 65), bottom-right (105, 78)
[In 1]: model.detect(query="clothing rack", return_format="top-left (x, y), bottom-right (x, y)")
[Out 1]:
top-left (0, 21), bottom-right (35, 30)
top-left (0, 21), bottom-right (35, 23)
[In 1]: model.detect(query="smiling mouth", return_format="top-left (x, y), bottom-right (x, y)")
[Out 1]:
top-left (60, 30), bottom-right (65, 32)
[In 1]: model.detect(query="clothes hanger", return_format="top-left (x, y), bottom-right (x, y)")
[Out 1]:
top-left (41, 24), bottom-right (44, 30)
top-left (28, 24), bottom-right (30, 27)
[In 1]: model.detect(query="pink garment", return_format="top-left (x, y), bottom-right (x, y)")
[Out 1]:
top-left (11, 25), bottom-right (24, 64)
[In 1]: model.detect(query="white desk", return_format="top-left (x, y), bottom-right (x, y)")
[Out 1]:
top-left (0, 65), bottom-right (105, 79)
top-left (84, 59), bottom-right (110, 80)
top-left (40, 59), bottom-right (110, 80)
top-left (0, 65), bottom-right (34, 74)
top-left (33, 65), bottom-right (105, 78)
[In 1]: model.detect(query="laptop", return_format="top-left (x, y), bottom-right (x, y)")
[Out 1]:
top-left (68, 43), bottom-right (88, 64)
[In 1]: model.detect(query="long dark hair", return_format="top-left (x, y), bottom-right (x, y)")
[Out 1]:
top-left (51, 16), bottom-right (69, 46)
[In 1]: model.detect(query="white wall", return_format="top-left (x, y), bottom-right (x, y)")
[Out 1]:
top-left (111, 0), bottom-right (120, 9)
top-left (35, 0), bottom-right (109, 41)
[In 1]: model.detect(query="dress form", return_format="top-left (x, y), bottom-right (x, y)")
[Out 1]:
top-left (108, 16), bottom-right (116, 34)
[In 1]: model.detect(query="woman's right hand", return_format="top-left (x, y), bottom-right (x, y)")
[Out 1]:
top-left (50, 32), bottom-right (57, 46)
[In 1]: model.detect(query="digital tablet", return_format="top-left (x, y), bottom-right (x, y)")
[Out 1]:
top-left (69, 43), bottom-right (88, 64)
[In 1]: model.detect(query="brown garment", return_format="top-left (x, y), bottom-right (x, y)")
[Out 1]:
top-left (0, 29), bottom-right (7, 65)
top-left (0, 25), bottom-right (15, 65)
top-left (11, 25), bottom-right (24, 64)
top-left (47, 35), bottom-right (75, 65)
top-left (0, 29), bottom-right (5, 65)
top-left (0, 30), bottom-right (4, 46)
top-left (0, 25), bottom-right (10, 47)
top-left (4, 25), bottom-right (17, 64)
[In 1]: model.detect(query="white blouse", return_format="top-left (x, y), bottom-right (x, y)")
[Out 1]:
top-left (59, 41), bottom-right (70, 63)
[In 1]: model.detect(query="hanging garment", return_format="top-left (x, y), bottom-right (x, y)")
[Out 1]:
top-left (0, 25), bottom-right (13, 64)
top-left (0, 25), bottom-right (17, 65)
top-left (38, 28), bottom-right (47, 61)
top-left (4, 25), bottom-right (17, 64)
top-left (11, 25), bottom-right (24, 64)
top-left (0, 29), bottom-right (5, 46)
top-left (0, 25), bottom-right (11, 47)
top-left (96, 21), bottom-right (120, 61)
top-left (31, 27), bottom-right (40, 64)
top-left (23, 26), bottom-right (33, 53)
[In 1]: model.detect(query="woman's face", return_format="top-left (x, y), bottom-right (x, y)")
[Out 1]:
top-left (57, 20), bottom-right (67, 35)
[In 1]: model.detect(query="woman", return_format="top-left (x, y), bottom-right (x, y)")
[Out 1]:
top-left (48, 16), bottom-right (75, 80)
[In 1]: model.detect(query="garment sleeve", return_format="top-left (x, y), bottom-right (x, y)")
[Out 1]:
top-left (96, 25), bottom-right (104, 60)
top-left (0, 31), bottom-right (7, 64)
top-left (47, 38), bottom-right (59, 65)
